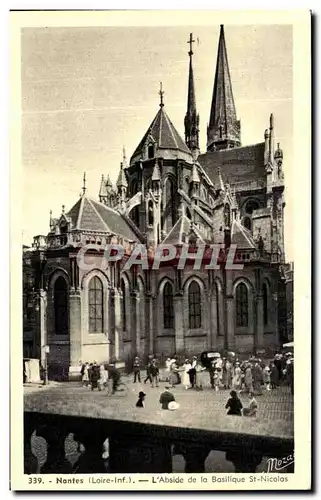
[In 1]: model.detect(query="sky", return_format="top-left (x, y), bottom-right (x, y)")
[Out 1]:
top-left (21, 24), bottom-right (293, 260)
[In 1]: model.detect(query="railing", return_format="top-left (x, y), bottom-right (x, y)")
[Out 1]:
top-left (233, 179), bottom-right (266, 193)
top-left (24, 401), bottom-right (294, 474)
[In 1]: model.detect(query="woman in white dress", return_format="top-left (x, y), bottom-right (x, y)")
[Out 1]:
top-left (182, 359), bottom-right (192, 390)
top-left (82, 363), bottom-right (89, 387)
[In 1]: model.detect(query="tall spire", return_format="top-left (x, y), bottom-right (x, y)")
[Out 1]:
top-left (207, 25), bottom-right (241, 152)
top-left (184, 32), bottom-right (200, 155)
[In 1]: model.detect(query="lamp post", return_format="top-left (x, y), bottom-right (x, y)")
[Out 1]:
top-left (43, 345), bottom-right (50, 385)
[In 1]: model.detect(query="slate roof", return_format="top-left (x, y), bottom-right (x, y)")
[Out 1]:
top-left (162, 215), bottom-right (205, 245)
top-left (198, 142), bottom-right (266, 187)
top-left (66, 196), bottom-right (139, 242)
top-left (230, 219), bottom-right (256, 249)
top-left (131, 106), bottom-right (191, 160)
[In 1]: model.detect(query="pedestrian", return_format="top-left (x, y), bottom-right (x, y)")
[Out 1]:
top-left (182, 359), bottom-right (192, 390)
top-left (209, 360), bottom-right (216, 389)
top-left (189, 356), bottom-right (197, 388)
top-left (144, 359), bottom-right (153, 385)
top-left (270, 362), bottom-right (279, 390)
top-left (165, 357), bottom-right (172, 382)
top-left (215, 356), bottom-right (223, 383)
top-left (107, 363), bottom-right (121, 395)
top-left (252, 362), bottom-right (263, 395)
top-left (243, 392), bottom-right (258, 417)
top-left (225, 390), bottom-right (243, 416)
top-left (244, 364), bottom-right (254, 393)
top-left (168, 359), bottom-right (180, 387)
top-left (150, 359), bottom-right (159, 388)
top-left (90, 362), bottom-right (100, 391)
top-left (263, 364), bottom-right (271, 391)
top-left (232, 362), bottom-right (242, 390)
top-left (98, 363), bottom-right (107, 390)
top-left (133, 356), bottom-right (141, 383)
top-left (136, 391), bottom-right (146, 408)
top-left (213, 370), bottom-right (220, 392)
top-left (81, 362), bottom-right (89, 387)
top-left (195, 359), bottom-right (206, 390)
top-left (159, 388), bottom-right (176, 409)
top-left (226, 359), bottom-right (233, 389)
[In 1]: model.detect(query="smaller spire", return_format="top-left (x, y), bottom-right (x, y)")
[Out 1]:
top-left (82, 172), bottom-right (87, 196)
top-left (116, 162), bottom-right (127, 188)
top-left (49, 209), bottom-right (53, 228)
top-left (106, 174), bottom-right (112, 188)
top-left (99, 174), bottom-right (108, 199)
top-left (159, 81), bottom-right (164, 108)
top-left (62, 205), bottom-right (65, 215)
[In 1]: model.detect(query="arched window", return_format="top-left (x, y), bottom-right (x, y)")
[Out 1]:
top-left (243, 216), bottom-right (252, 231)
top-left (224, 203), bottom-right (231, 228)
top-left (263, 283), bottom-right (268, 326)
top-left (236, 283), bottom-right (248, 327)
top-left (163, 282), bottom-right (174, 329)
top-left (215, 282), bottom-right (220, 336)
top-left (88, 276), bottom-right (103, 333)
top-left (245, 200), bottom-right (259, 215)
top-left (164, 178), bottom-right (175, 230)
top-left (188, 281), bottom-right (201, 329)
top-left (148, 200), bottom-right (154, 226)
top-left (54, 277), bottom-right (68, 335)
top-left (148, 144), bottom-right (154, 159)
top-left (121, 279), bottom-right (127, 332)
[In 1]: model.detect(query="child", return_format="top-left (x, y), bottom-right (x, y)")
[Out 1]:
top-left (243, 392), bottom-right (258, 417)
top-left (133, 356), bottom-right (141, 383)
top-left (136, 391), bottom-right (146, 408)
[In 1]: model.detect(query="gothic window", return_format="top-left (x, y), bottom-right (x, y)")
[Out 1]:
top-left (215, 282), bottom-right (220, 336)
top-left (263, 283), bottom-right (269, 326)
top-left (188, 280), bottom-right (201, 329)
top-left (88, 276), bottom-right (103, 333)
top-left (148, 144), bottom-right (154, 159)
top-left (54, 277), bottom-right (69, 336)
top-left (236, 283), bottom-right (248, 327)
top-left (224, 203), bottom-right (231, 228)
top-left (163, 282), bottom-right (174, 329)
top-left (245, 200), bottom-right (259, 215)
top-left (165, 178), bottom-right (175, 230)
top-left (148, 200), bottom-right (154, 226)
top-left (243, 216), bottom-right (252, 231)
top-left (121, 279), bottom-right (127, 332)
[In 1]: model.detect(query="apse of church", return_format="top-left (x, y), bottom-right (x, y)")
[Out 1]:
top-left (23, 26), bottom-right (289, 380)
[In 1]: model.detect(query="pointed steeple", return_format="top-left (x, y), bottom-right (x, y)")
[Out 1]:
top-left (117, 162), bottom-right (127, 189)
top-left (99, 174), bottom-right (108, 202)
top-left (106, 174), bottom-right (112, 189)
top-left (184, 33), bottom-right (200, 155)
top-left (207, 25), bottom-right (241, 152)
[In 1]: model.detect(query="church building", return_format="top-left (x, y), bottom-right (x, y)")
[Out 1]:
top-left (23, 26), bottom-right (289, 379)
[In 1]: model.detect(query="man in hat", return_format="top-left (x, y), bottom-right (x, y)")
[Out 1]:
top-left (133, 356), bottom-right (141, 383)
top-left (136, 391), bottom-right (146, 408)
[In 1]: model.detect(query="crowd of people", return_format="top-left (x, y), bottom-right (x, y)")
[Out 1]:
top-left (80, 361), bottom-right (121, 395)
top-left (79, 350), bottom-right (293, 416)
top-left (130, 351), bottom-right (294, 395)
